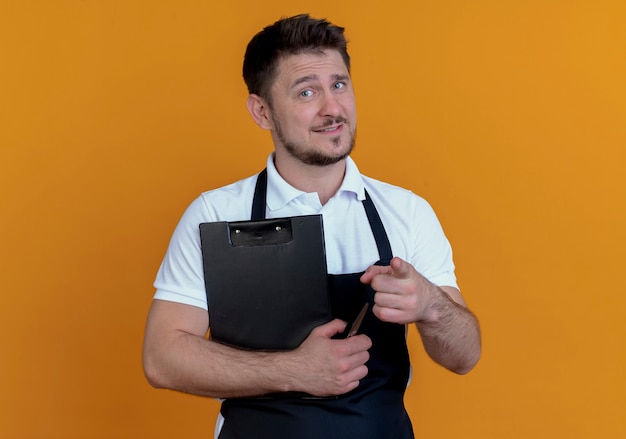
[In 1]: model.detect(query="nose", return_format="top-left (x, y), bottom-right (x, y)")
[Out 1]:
top-left (319, 92), bottom-right (342, 117)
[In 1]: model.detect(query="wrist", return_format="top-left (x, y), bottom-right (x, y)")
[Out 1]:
top-left (416, 285), bottom-right (453, 325)
top-left (269, 350), bottom-right (301, 393)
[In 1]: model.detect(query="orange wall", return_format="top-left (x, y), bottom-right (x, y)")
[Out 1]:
top-left (1, 1), bottom-right (625, 437)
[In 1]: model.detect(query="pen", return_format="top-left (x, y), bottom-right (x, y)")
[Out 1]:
top-left (347, 303), bottom-right (369, 338)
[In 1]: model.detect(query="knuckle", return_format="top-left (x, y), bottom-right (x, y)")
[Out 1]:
top-left (336, 358), bottom-right (352, 374)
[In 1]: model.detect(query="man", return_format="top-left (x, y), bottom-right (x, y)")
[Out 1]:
top-left (143, 14), bottom-right (481, 439)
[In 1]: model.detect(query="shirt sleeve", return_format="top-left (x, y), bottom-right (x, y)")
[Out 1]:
top-left (153, 196), bottom-right (210, 310)
top-left (410, 197), bottom-right (458, 290)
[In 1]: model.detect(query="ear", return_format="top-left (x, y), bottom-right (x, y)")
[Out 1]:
top-left (246, 94), bottom-right (273, 130)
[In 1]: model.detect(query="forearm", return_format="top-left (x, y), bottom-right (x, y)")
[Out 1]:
top-left (142, 300), bottom-right (371, 399)
top-left (144, 330), bottom-right (297, 399)
top-left (142, 300), bottom-right (302, 399)
top-left (416, 286), bottom-right (481, 374)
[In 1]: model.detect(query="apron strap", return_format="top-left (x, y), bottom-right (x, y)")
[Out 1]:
top-left (251, 169), bottom-right (268, 220)
top-left (363, 189), bottom-right (393, 266)
top-left (251, 168), bottom-right (393, 265)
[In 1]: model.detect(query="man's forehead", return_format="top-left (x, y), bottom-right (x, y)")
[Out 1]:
top-left (276, 50), bottom-right (350, 83)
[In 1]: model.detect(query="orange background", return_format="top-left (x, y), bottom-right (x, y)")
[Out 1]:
top-left (2, 1), bottom-right (625, 437)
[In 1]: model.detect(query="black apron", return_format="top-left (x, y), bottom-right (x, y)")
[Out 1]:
top-left (218, 170), bottom-right (414, 439)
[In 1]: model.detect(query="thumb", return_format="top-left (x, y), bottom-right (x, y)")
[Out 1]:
top-left (312, 319), bottom-right (348, 338)
top-left (388, 257), bottom-right (413, 279)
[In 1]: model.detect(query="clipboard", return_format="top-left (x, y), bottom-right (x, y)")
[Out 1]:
top-left (199, 215), bottom-right (331, 351)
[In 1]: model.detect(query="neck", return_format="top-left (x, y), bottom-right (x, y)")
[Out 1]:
top-left (273, 152), bottom-right (346, 205)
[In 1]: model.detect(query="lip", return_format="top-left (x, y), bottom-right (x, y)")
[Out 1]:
top-left (312, 123), bottom-right (344, 134)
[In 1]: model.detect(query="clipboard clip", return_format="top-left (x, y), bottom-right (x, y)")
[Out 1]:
top-left (228, 218), bottom-right (293, 246)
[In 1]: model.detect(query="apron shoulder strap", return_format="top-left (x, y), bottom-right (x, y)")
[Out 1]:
top-left (363, 189), bottom-right (393, 266)
top-left (251, 169), bottom-right (268, 220)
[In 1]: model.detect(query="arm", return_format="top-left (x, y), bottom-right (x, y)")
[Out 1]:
top-left (360, 257), bottom-right (481, 374)
top-left (142, 299), bottom-right (372, 399)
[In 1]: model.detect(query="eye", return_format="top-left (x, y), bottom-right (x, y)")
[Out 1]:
top-left (300, 89), bottom-right (313, 98)
top-left (334, 82), bottom-right (345, 89)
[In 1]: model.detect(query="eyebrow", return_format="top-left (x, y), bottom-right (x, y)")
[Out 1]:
top-left (291, 73), bottom-right (350, 89)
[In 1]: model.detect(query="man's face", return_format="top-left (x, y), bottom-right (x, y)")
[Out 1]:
top-left (266, 50), bottom-right (357, 166)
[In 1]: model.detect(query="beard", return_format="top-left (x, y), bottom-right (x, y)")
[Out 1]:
top-left (274, 116), bottom-right (357, 167)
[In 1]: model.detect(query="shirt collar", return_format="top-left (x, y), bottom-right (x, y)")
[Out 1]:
top-left (265, 153), bottom-right (366, 212)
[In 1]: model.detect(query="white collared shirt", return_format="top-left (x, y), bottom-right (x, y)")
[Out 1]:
top-left (154, 154), bottom-right (457, 309)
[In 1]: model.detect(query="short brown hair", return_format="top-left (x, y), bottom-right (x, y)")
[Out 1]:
top-left (243, 14), bottom-right (351, 101)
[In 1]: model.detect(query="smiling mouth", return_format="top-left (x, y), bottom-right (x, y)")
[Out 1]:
top-left (313, 124), bottom-right (343, 133)
top-left (312, 118), bottom-right (347, 133)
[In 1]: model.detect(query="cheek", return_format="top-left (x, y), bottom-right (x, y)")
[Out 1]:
top-left (292, 109), bottom-right (319, 129)
top-left (340, 96), bottom-right (357, 118)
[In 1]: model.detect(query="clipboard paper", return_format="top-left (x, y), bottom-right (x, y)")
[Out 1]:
top-left (200, 215), bottom-right (331, 351)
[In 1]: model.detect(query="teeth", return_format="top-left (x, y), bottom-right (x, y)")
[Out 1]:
top-left (313, 123), bottom-right (343, 133)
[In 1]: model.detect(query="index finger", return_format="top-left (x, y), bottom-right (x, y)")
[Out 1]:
top-left (360, 264), bottom-right (392, 284)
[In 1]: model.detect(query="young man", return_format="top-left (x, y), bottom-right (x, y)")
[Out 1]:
top-left (143, 14), bottom-right (481, 439)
